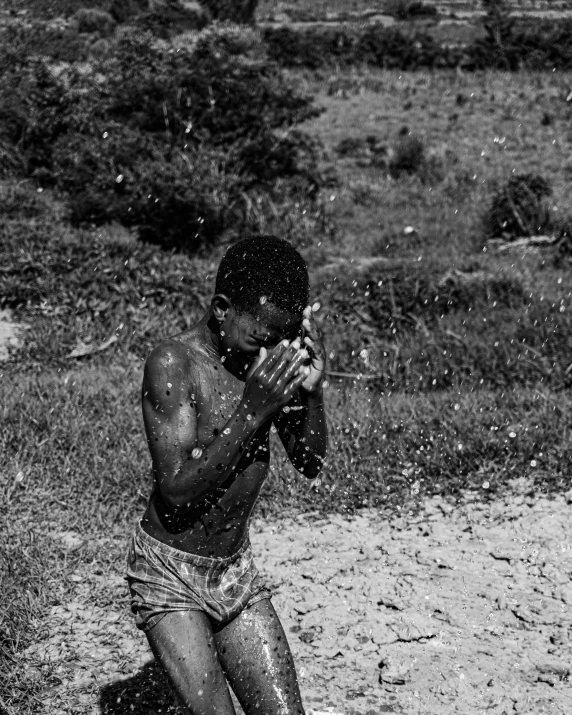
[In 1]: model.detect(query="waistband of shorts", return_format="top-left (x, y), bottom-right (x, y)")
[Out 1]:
top-left (133, 521), bottom-right (250, 568)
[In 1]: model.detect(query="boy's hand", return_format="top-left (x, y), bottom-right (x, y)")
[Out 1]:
top-left (300, 303), bottom-right (326, 394)
top-left (242, 340), bottom-right (310, 423)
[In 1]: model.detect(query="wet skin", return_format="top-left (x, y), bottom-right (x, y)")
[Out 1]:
top-left (140, 297), bottom-right (327, 557)
top-left (141, 330), bottom-right (274, 555)
top-left (138, 295), bottom-right (328, 715)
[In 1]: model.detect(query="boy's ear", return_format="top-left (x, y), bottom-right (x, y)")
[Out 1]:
top-left (211, 294), bottom-right (233, 323)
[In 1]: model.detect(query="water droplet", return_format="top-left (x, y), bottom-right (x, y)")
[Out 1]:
top-left (311, 301), bottom-right (320, 312)
top-left (167, 383), bottom-right (172, 388)
top-left (15, 471), bottom-right (24, 483)
top-left (454, 403), bottom-right (460, 411)
top-left (220, 330), bottom-right (225, 336)
top-left (509, 431), bottom-right (516, 438)
top-left (530, 459), bottom-right (537, 467)
top-left (115, 174), bottom-right (123, 183)
top-left (192, 448), bottom-right (203, 459)
top-left (223, 428), bottom-right (231, 435)
top-left (283, 406), bottom-right (290, 413)
top-left (482, 481), bottom-right (490, 489)
top-left (259, 295), bottom-right (267, 305)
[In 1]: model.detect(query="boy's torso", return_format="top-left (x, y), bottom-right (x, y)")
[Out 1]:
top-left (141, 331), bottom-right (272, 559)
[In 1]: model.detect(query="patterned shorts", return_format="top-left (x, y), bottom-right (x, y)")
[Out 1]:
top-left (126, 522), bottom-right (271, 632)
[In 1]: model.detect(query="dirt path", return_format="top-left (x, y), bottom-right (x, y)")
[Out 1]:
top-left (18, 481), bottom-right (572, 714)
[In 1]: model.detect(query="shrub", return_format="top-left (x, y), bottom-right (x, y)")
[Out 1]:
top-left (74, 7), bottom-right (116, 34)
top-left (388, 133), bottom-right (431, 179)
top-left (199, 0), bottom-right (257, 24)
top-left (0, 182), bottom-right (55, 220)
top-left (135, 0), bottom-right (210, 38)
top-left (1, 25), bottom-right (326, 251)
top-left (262, 26), bottom-right (334, 69)
top-left (0, 22), bottom-right (89, 65)
top-left (263, 24), bottom-right (455, 71)
top-left (109, 0), bottom-right (149, 23)
top-left (88, 36), bottom-right (113, 58)
top-left (386, 0), bottom-right (437, 20)
top-left (484, 174), bottom-right (553, 239)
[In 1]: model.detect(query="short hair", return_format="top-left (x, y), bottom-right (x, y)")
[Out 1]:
top-left (215, 235), bottom-right (309, 315)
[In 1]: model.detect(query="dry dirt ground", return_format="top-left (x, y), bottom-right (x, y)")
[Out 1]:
top-left (16, 480), bottom-right (572, 715)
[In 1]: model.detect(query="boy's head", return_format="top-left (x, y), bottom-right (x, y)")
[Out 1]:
top-left (212, 235), bottom-right (309, 367)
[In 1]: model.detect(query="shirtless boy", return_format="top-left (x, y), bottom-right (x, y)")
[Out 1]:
top-left (127, 235), bottom-right (328, 715)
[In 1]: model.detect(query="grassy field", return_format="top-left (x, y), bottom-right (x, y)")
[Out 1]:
top-left (3, 32), bottom-right (572, 713)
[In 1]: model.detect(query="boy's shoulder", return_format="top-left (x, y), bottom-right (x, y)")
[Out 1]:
top-left (144, 332), bottom-right (212, 387)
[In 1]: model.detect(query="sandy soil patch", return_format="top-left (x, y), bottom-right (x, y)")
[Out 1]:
top-left (17, 483), bottom-right (572, 714)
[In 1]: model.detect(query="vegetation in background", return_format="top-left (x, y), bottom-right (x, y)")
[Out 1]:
top-left (3, 5), bottom-right (572, 710)
top-left (484, 174), bottom-right (553, 240)
top-left (0, 24), bottom-right (328, 251)
top-left (135, 0), bottom-right (210, 37)
top-left (199, 0), bottom-right (258, 23)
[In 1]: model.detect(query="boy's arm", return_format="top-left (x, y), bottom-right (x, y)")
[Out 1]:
top-left (273, 306), bottom-right (328, 478)
top-left (143, 341), bottom-right (308, 511)
top-left (273, 388), bottom-right (328, 478)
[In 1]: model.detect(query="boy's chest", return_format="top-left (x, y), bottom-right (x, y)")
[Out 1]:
top-left (195, 365), bottom-right (245, 443)
top-left (194, 365), bottom-right (271, 471)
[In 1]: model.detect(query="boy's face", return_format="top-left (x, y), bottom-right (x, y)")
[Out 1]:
top-left (219, 299), bottom-right (302, 374)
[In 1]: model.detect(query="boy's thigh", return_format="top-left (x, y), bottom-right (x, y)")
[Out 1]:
top-left (214, 598), bottom-right (305, 715)
top-left (146, 610), bottom-right (237, 715)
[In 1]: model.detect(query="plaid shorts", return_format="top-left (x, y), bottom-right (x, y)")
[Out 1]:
top-left (126, 522), bottom-right (271, 632)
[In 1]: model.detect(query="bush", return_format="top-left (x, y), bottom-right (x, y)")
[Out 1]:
top-left (135, 0), bottom-right (210, 38)
top-left (0, 182), bottom-right (55, 220)
top-left (88, 36), bottom-right (113, 58)
top-left (74, 7), bottom-right (116, 34)
top-left (263, 24), bottom-right (457, 71)
top-left (386, 0), bottom-right (437, 20)
top-left (0, 22), bottom-right (89, 65)
top-left (199, 0), bottom-right (257, 24)
top-left (484, 174), bottom-right (553, 240)
top-left (263, 17), bottom-right (572, 72)
top-left (109, 0), bottom-right (149, 23)
top-left (388, 134), bottom-right (425, 178)
top-left (3, 0), bottom-right (112, 20)
top-left (0, 25), bottom-right (326, 251)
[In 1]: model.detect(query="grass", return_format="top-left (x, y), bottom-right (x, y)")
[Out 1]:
top-left (4, 52), bottom-right (572, 715)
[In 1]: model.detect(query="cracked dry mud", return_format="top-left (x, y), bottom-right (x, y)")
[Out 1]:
top-left (22, 481), bottom-right (572, 714)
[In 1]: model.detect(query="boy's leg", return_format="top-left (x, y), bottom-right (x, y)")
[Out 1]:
top-left (214, 598), bottom-right (305, 715)
top-left (146, 610), bottom-right (237, 715)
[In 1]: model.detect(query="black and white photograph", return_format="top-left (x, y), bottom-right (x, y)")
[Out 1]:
top-left (1, 1), bottom-right (572, 713)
